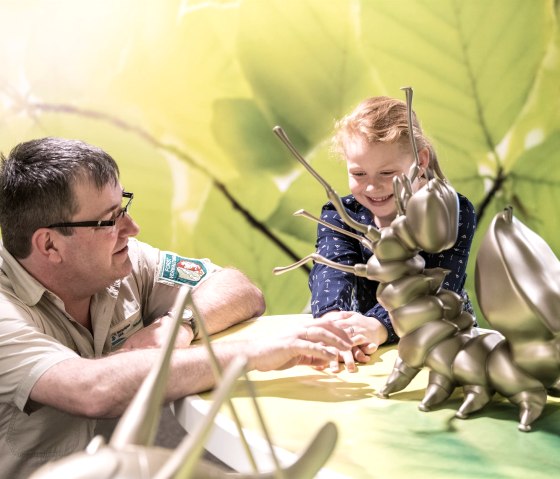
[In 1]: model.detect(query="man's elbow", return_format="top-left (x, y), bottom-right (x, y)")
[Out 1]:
top-left (226, 268), bottom-right (266, 317)
top-left (79, 381), bottom-right (128, 418)
top-left (251, 286), bottom-right (266, 318)
top-left (32, 378), bottom-right (125, 419)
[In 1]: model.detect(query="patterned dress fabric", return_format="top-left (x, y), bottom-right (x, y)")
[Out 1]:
top-left (309, 193), bottom-right (477, 343)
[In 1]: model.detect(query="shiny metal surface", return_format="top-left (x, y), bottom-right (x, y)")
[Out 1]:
top-left (273, 88), bottom-right (558, 432)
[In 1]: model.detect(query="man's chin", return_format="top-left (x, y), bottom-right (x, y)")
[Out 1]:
top-left (113, 259), bottom-right (133, 280)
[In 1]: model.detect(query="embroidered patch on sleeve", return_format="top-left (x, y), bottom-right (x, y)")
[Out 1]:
top-left (157, 252), bottom-right (209, 287)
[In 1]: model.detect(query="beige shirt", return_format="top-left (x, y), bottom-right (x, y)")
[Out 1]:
top-left (0, 239), bottom-right (218, 479)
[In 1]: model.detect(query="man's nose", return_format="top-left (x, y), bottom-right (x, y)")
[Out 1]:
top-left (119, 213), bottom-right (140, 237)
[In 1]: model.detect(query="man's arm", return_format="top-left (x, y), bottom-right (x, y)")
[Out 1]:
top-left (29, 318), bottom-right (352, 418)
top-left (118, 313), bottom-right (196, 351)
top-left (120, 268), bottom-right (265, 351)
top-left (192, 268), bottom-right (266, 335)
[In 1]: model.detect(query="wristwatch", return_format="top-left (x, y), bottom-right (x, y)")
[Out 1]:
top-left (182, 308), bottom-right (200, 340)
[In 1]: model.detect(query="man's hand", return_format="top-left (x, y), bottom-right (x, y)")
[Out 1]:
top-left (247, 318), bottom-right (355, 372)
top-left (119, 314), bottom-right (194, 351)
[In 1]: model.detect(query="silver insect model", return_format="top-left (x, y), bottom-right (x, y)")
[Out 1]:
top-left (273, 87), bottom-right (559, 432)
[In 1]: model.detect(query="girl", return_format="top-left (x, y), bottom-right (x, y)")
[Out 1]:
top-left (309, 96), bottom-right (477, 372)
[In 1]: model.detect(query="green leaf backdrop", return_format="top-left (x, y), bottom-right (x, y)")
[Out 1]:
top-left (1, 0), bottom-right (559, 323)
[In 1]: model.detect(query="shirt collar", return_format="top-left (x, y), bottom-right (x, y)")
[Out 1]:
top-left (0, 242), bottom-right (121, 306)
top-left (0, 242), bottom-right (47, 306)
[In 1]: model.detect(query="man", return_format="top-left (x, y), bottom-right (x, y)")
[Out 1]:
top-left (0, 138), bottom-right (353, 478)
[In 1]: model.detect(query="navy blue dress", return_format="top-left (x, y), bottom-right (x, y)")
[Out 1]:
top-left (309, 193), bottom-right (477, 344)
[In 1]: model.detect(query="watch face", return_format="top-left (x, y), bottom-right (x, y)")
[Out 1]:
top-left (182, 308), bottom-right (194, 320)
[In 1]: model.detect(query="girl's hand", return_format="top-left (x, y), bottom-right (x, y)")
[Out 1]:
top-left (318, 311), bottom-right (388, 372)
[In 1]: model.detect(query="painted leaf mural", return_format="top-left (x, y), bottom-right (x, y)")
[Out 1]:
top-left (0, 0), bottom-right (559, 320)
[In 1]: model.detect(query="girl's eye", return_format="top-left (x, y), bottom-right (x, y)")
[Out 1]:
top-left (351, 171), bottom-right (366, 177)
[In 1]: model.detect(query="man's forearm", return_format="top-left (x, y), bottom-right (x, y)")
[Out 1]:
top-left (192, 268), bottom-right (266, 334)
top-left (30, 342), bottom-right (246, 419)
top-left (29, 318), bottom-right (352, 420)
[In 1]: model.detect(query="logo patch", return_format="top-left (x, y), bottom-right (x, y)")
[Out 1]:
top-left (158, 253), bottom-right (208, 287)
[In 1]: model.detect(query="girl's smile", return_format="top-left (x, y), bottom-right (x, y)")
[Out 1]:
top-left (345, 139), bottom-right (429, 228)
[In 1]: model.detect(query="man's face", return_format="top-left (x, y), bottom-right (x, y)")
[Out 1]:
top-left (57, 179), bottom-right (140, 295)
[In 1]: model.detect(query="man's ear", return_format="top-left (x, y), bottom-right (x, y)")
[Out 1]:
top-left (31, 229), bottom-right (62, 263)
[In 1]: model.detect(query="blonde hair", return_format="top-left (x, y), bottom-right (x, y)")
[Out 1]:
top-left (333, 96), bottom-right (446, 180)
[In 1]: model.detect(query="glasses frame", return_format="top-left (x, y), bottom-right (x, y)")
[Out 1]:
top-left (46, 191), bottom-right (134, 229)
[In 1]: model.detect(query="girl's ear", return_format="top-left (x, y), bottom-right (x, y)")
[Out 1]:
top-left (418, 147), bottom-right (430, 170)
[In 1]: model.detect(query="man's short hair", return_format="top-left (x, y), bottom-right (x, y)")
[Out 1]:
top-left (0, 137), bottom-right (120, 258)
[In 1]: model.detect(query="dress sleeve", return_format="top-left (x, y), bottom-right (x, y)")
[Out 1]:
top-left (309, 194), bottom-right (476, 345)
top-left (309, 204), bottom-right (362, 316)
top-left (308, 202), bottom-right (399, 343)
top-left (365, 304), bottom-right (399, 344)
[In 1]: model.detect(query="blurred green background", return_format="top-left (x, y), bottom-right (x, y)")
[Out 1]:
top-left (1, 0), bottom-right (559, 324)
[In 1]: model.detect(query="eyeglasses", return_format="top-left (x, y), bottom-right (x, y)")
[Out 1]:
top-left (46, 191), bottom-right (134, 229)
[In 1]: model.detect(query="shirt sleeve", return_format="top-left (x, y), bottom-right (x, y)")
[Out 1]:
top-left (128, 239), bottom-right (222, 323)
top-left (0, 302), bottom-right (78, 411)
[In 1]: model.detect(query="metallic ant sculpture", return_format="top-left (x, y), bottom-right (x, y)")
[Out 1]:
top-left (273, 87), bottom-right (559, 432)
top-left (29, 286), bottom-right (338, 478)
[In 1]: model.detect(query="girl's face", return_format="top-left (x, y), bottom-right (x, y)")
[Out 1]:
top-left (344, 139), bottom-right (429, 228)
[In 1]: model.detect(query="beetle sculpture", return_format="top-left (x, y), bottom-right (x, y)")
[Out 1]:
top-left (272, 87), bottom-right (559, 432)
